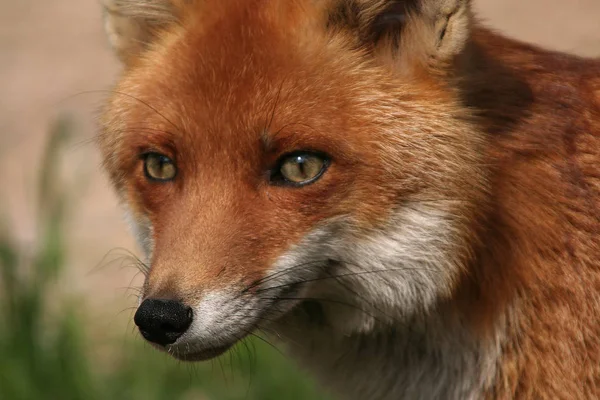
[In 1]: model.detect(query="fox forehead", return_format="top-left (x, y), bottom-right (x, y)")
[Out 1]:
top-left (103, 1), bottom-right (377, 171)
top-left (114, 0), bottom-right (342, 116)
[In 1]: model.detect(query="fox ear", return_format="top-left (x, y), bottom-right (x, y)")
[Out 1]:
top-left (102, 0), bottom-right (182, 65)
top-left (328, 0), bottom-right (472, 73)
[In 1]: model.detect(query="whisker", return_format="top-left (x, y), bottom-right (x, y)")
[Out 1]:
top-left (241, 260), bottom-right (326, 294)
top-left (217, 356), bottom-right (228, 385)
top-left (261, 296), bottom-right (383, 323)
top-left (105, 90), bottom-right (185, 136)
top-left (115, 285), bottom-right (143, 295)
top-left (320, 265), bottom-right (394, 321)
top-left (88, 247), bottom-right (149, 277)
top-left (264, 78), bottom-right (286, 133)
top-left (231, 312), bottom-right (282, 326)
top-left (256, 265), bottom-right (443, 294)
top-left (249, 332), bottom-right (285, 358)
top-left (241, 338), bottom-right (256, 400)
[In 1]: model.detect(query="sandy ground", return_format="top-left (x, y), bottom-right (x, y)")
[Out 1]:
top-left (1, 0), bottom-right (599, 314)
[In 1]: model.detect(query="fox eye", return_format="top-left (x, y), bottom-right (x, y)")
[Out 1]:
top-left (272, 152), bottom-right (329, 187)
top-left (143, 153), bottom-right (177, 182)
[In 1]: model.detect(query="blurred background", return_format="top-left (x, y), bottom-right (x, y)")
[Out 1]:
top-left (0, 1), bottom-right (599, 399)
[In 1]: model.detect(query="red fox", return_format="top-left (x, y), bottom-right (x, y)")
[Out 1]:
top-left (99, 0), bottom-right (600, 398)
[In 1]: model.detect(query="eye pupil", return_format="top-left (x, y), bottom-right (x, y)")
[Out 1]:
top-left (143, 153), bottom-right (177, 182)
top-left (296, 157), bottom-right (307, 178)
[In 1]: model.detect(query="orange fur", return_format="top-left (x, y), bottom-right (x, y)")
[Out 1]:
top-left (98, 0), bottom-right (600, 398)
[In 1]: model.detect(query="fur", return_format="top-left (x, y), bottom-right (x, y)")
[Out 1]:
top-left (97, 0), bottom-right (600, 399)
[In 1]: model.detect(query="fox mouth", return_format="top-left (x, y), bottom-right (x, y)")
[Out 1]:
top-left (167, 344), bottom-right (234, 362)
top-left (155, 303), bottom-right (285, 363)
top-left (154, 293), bottom-right (307, 363)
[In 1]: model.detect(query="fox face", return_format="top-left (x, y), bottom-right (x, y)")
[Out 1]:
top-left (100, 0), bottom-right (485, 362)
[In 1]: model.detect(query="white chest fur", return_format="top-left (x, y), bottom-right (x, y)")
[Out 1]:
top-left (274, 306), bottom-right (501, 400)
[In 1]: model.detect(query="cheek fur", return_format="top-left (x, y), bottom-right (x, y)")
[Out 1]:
top-left (265, 203), bottom-right (467, 334)
top-left (123, 206), bottom-right (155, 262)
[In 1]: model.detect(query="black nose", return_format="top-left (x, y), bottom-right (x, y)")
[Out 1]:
top-left (134, 299), bottom-right (193, 346)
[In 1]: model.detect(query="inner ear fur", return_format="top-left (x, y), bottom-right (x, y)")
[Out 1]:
top-left (103, 0), bottom-right (185, 66)
top-left (327, 0), bottom-right (472, 72)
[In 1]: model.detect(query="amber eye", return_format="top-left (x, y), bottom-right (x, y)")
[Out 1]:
top-left (143, 153), bottom-right (177, 182)
top-left (272, 152), bottom-right (329, 187)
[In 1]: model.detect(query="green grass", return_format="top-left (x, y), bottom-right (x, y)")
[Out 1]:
top-left (0, 117), bottom-right (330, 400)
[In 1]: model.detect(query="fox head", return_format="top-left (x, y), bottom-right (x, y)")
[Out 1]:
top-left (100, 0), bottom-right (486, 361)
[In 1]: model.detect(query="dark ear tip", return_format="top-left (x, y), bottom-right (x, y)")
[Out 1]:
top-left (369, 0), bottom-right (420, 43)
top-left (374, 12), bottom-right (408, 27)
